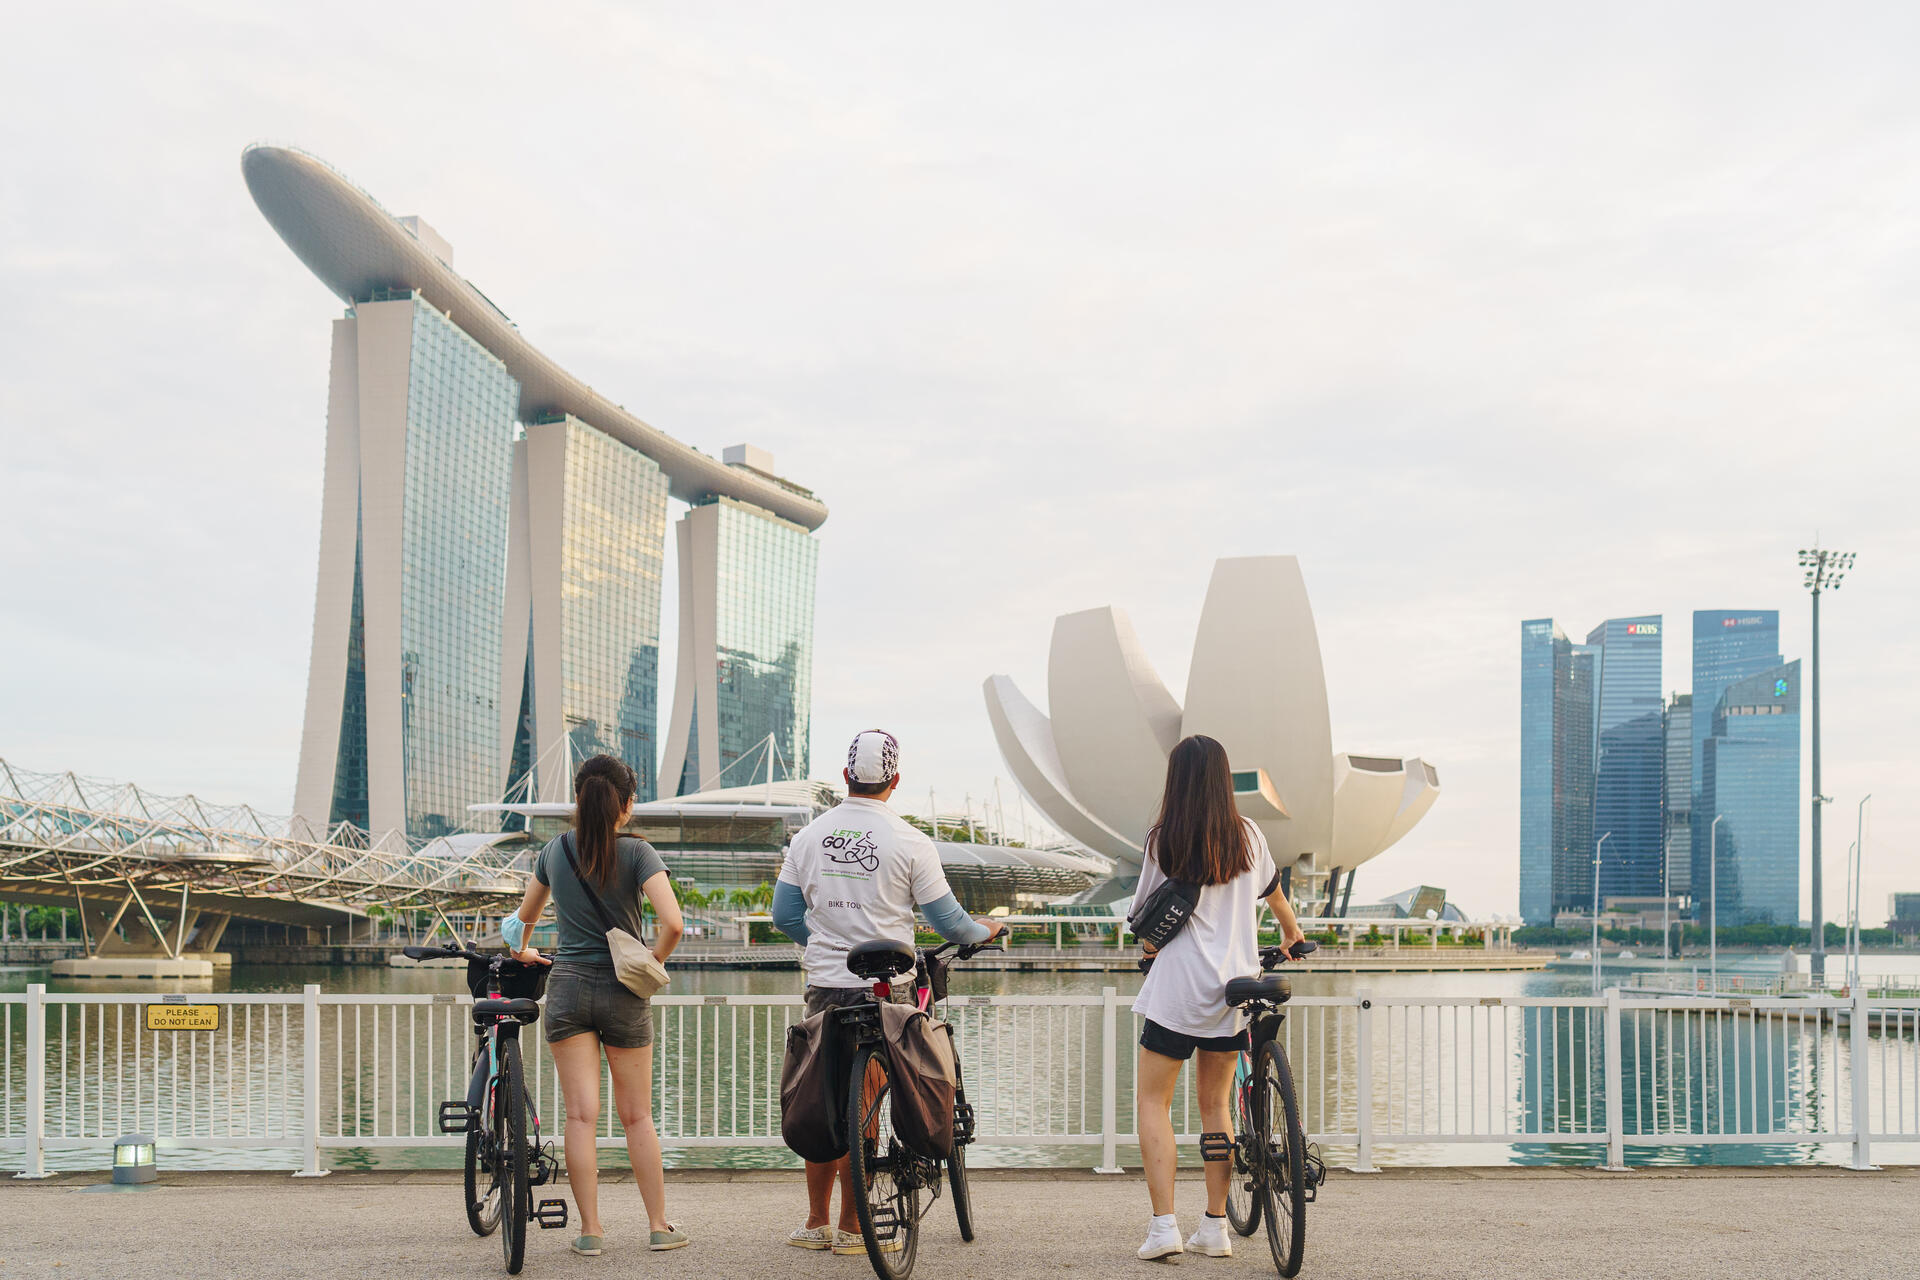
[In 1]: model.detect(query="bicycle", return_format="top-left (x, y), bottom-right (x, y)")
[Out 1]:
top-left (1221, 939), bottom-right (1323, 1277)
top-left (402, 942), bottom-right (570, 1275)
top-left (835, 934), bottom-right (1003, 1280)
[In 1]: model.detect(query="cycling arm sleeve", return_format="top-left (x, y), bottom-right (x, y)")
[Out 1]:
top-left (772, 879), bottom-right (811, 946)
top-left (923, 893), bottom-right (990, 944)
top-left (501, 914), bottom-right (527, 952)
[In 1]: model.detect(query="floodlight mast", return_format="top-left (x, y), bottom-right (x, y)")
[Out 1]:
top-left (1799, 545), bottom-right (1855, 982)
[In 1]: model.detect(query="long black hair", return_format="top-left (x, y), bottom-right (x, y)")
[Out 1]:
top-left (1147, 735), bottom-right (1251, 886)
top-left (572, 754), bottom-right (636, 888)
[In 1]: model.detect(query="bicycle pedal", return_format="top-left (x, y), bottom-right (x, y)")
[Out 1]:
top-left (437, 1100), bottom-right (477, 1134)
top-left (1303, 1143), bottom-right (1326, 1203)
top-left (534, 1198), bottom-right (569, 1230)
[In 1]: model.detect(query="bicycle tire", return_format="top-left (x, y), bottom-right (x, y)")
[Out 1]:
top-left (498, 1036), bottom-right (531, 1276)
top-left (464, 1118), bottom-right (501, 1237)
top-left (847, 1044), bottom-right (919, 1280)
top-left (1224, 1053), bottom-right (1260, 1237)
top-left (1256, 1039), bottom-right (1307, 1278)
top-left (947, 1140), bottom-right (974, 1243)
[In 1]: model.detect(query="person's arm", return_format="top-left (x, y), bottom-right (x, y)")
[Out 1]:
top-left (1132, 836), bottom-right (1165, 956)
top-left (772, 879), bottom-right (811, 946)
top-left (922, 892), bottom-right (992, 944)
top-left (505, 855), bottom-right (553, 964)
top-left (1264, 883), bottom-right (1307, 952)
top-left (642, 871), bottom-right (684, 963)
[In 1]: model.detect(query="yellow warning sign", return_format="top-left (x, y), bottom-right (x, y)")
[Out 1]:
top-left (145, 1004), bottom-right (220, 1032)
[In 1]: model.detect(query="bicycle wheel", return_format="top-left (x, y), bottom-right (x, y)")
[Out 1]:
top-left (947, 1141), bottom-right (974, 1243)
top-left (464, 1120), bottom-right (501, 1237)
top-left (497, 1036), bottom-right (531, 1275)
top-left (847, 1044), bottom-right (920, 1280)
top-left (1224, 1054), bottom-right (1260, 1237)
top-left (1255, 1040), bottom-right (1306, 1278)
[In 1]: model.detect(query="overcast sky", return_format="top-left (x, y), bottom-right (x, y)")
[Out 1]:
top-left (4, 3), bottom-right (1916, 920)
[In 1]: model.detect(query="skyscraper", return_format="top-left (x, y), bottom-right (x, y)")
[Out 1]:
top-left (246, 146), bottom-right (828, 839)
top-left (1662, 693), bottom-right (1692, 899)
top-left (660, 466), bottom-right (820, 795)
top-left (1519, 620), bottom-right (1597, 924)
top-left (1586, 616), bottom-right (1664, 904)
top-left (502, 415), bottom-right (671, 806)
top-left (1698, 661), bottom-right (1802, 926)
top-left (1689, 610), bottom-right (1781, 914)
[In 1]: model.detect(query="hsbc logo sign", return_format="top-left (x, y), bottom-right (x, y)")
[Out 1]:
top-left (1722, 616), bottom-right (1765, 628)
top-left (1625, 623), bottom-right (1659, 635)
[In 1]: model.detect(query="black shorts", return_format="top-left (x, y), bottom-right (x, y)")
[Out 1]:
top-left (1140, 1018), bottom-right (1249, 1061)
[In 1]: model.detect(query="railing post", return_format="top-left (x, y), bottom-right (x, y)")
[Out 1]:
top-left (1602, 987), bottom-right (1627, 1170)
top-left (1095, 986), bottom-right (1123, 1173)
top-left (16, 984), bottom-right (49, 1179)
top-left (1351, 991), bottom-right (1378, 1173)
top-left (1849, 989), bottom-right (1876, 1170)
top-left (295, 983), bottom-right (329, 1177)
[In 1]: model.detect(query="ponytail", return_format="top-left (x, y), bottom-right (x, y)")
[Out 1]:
top-left (572, 754), bottom-right (636, 888)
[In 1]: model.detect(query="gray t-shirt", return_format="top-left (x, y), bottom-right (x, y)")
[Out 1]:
top-left (534, 834), bottom-right (668, 966)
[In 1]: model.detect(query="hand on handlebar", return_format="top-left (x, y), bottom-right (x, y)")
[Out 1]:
top-left (975, 917), bottom-right (1007, 942)
top-left (511, 944), bottom-right (551, 966)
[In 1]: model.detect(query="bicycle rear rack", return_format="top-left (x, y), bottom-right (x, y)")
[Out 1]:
top-left (534, 1199), bottom-right (569, 1230)
top-left (437, 1101), bottom-right (476, 1134)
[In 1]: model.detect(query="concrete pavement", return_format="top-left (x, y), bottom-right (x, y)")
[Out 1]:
top-left (3, 1166), bottom-right (1913, 1279)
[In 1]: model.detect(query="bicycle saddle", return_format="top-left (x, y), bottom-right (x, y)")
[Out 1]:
top-left (473, 997), bottom-right (542, 1025)
top-left (846, 938), bottom-right (916, 981)
top-left (1224, 974), bottom-right (1291, 1007)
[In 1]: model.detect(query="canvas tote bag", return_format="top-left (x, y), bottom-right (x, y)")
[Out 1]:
top-left (560, 834), bottom-right (670, 998)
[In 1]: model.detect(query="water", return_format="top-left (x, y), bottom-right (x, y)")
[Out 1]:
top-left (5, 953), bottom-right (1916, 1173)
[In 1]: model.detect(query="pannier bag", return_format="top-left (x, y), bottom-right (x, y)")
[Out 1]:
top-left (880, 1002), bottom-right (958, 1160)
top-left (780, 1009), bottom-right (851, 1163)
top-left (1127, 874), bottom-right (1202, 951)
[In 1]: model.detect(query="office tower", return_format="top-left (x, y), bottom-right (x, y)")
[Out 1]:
top-left (1663, 693), bottom-right (1692, 899)
top-left (247, 146), bottom-right (828, 838)
top-left (502, 416), bottom-right (671, 806)
top-left (1689, 610), bottom-right (1781, 913)
top-left (1698, 662), bottom-right (1801, 926)
top-left (660, 465), bottom-right (821, 795)
top-left (1519, 620), bottom-right (1596, 923)
top-left (1586, 617), bottom-right (1664, 904)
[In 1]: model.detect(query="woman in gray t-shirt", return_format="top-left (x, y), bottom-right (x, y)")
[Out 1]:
top-left (504, 754), bottom-right (687, 1254)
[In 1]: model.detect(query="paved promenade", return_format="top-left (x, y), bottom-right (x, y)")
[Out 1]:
top-left (5, 1166), bottom-right (1912, 1278)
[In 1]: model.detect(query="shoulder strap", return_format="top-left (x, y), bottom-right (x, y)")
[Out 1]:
top-left (560, 834), bottom-right (621, 936)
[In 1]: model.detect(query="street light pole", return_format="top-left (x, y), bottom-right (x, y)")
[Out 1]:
top-left (1592, 832), bottom-right (1612, 995)
top-left (1800, 545), bottom-right (1856, 982)
top-left (1709, 814), bottom-right (1724, 993)
top-left (1853, 795), bottom-right (1871, 989)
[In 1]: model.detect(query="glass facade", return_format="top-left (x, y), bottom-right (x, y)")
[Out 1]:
top-left (1688, 610), bottom-right (1780, 915)
top-left (397, 296), bottom-right (520, 837)
top-left (680, 497), bottom-right (818, 792)
top-left (1519, 620), bottom-right (1558, 925)
top-left (1552, 643), bottom-right (1596, 915)
top-left (552, 419), bottom-right (669, 801)
top-left (1587, 617), bottom-right (1664, 904)
top-left (1663, 693), bottom-right (1692, 897)
top-left (1698, 662), bottom-right (1801, 926)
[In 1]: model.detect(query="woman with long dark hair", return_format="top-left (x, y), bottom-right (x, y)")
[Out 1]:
top-left (503, 754), bottom-right (687, 1255)
top-left (1130, 735), bottom-right (1306, 1261)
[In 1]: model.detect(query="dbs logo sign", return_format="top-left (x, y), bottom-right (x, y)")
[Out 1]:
top-left (1625, 623), bottom-right (1660, 635)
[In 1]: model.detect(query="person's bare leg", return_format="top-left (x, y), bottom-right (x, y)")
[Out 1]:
top-left (550, 1033), bottom-right (605, 1237)
top-left (804, 1159), bottom-right (839, 1230)
top-left (1195, 1049), bottom-right (1239, 1217)
top-left (1135, 1046), bottom-right (1185, 1217)
top-left (605, 1042), bottom-right (670, 1232)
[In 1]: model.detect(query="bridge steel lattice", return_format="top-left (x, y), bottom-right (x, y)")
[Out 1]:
top-left (0, 759), bottom-right (526, 960)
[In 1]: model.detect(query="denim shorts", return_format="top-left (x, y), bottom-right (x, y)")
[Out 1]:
top-left (544, 961), bottom-right (654, 1048)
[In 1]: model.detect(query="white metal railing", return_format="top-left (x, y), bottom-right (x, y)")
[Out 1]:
top-left (4, 986), bottom-right (1916, 1176)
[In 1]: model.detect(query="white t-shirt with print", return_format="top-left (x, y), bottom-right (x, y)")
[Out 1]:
top-left (1130, 819), bottom-right (1280, 1039)
top-left (779, 796), bottom-right (953, 988)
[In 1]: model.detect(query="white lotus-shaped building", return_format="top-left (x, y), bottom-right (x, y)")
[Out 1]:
top-left (983, 556), bottom-right (1439, 910)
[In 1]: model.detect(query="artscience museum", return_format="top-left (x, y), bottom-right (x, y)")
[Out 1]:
top-left (984, 556), bottom-right (1439, 910)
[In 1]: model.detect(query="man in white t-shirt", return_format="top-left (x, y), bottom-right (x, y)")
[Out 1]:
top-left (772, 729), bottom-right (1004, 1254)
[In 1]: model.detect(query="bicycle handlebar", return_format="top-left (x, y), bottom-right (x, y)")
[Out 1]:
top-left (1138, 936), bottom-right (1317, 974)
top-left (398, 941), bottom-right (510, 967)
top-left (924, 933), bottom-right (1008, 964)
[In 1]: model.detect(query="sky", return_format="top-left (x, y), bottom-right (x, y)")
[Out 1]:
top-left (3, 3), bottom-right (1916, 922)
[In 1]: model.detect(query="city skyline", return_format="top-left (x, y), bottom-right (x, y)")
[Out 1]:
top-left (4, 7), bottom-right (1914, 919)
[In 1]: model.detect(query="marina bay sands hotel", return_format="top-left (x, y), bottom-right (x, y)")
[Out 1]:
top-left (243, 146), bottom-right (826, 840)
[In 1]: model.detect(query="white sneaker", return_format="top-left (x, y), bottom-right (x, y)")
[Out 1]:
top-left (1138, 1214), bottom-right (1184, 1260)
top-left (1187, 1215), bottom-right (1233, 1257)
top-left (788, 1224), bottom-right (834, 1250)
top-left (832, 1228), bottom-right (901, 1255)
